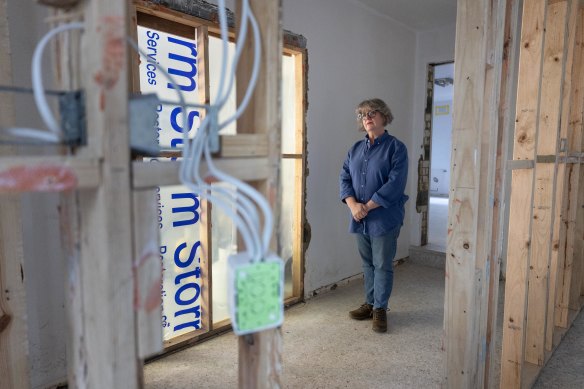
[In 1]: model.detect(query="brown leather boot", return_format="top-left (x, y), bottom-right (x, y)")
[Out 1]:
top-left (349, 303), bottom-right (373, 320)
top-left (372, 308), bottom-right (387, 332)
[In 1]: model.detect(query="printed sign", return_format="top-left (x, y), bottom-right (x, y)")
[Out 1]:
top-left (137, 26), bottom-right (204, 340)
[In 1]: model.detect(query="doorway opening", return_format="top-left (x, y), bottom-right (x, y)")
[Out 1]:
top-left (416, 61), bottom-right (453, 252)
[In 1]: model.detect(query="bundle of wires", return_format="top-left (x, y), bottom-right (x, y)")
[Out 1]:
top-left (178, 0), bottom-right (273, 263)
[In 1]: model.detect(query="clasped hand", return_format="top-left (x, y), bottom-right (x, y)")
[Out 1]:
top-left (349, 203), bottom-right (368, 222)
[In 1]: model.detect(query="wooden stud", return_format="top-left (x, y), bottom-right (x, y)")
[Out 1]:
top-left (486, 0), bottom-right (522, 385)
top-left (0, 156), bottom-right (101, 192)
top-left (235, 0), bottom-right (283, 387)
top-left (556, 7), bottom-right (584, 328)
top-left (217, 134), bottom-right (269, 157)
top-left (197, 25), bottom-right (213, 334)
top-left (445, 0), bottom-right (506, 387)
top-left (133, 190), bottom-right (163, 360)
top-left (132, 158), bottom-right (271, 189)
top-left (524, 0), bottom-right (570, 367)
top-left (546, 0), bottom-right (581, 352)
top-left (500, 0), bottom-right (547, 386)
top-left (292, 50), bottom-right (307, 299)
top-left (70, 0), bottom-right (140, 386)
top-left (0, 0), bottom-right (31, 385)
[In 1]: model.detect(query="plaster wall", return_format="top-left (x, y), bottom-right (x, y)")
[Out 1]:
top-left (282, 0), bottom-right (417, 296)
top-left (408, 23), bottom-right (456, 246)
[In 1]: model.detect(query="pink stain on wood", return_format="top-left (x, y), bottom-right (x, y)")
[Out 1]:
top-left (0, 165), bottom-right (77, 193)
top-left (133, 246), bottom-right (162, 312)
top-left (143, 279), bottom-right (162, 312)
top-left (93, 16), bottom-right (124, 91)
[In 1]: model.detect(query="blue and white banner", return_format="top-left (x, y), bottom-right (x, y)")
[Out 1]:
top-left (137, 26), bottom-right (203, 341)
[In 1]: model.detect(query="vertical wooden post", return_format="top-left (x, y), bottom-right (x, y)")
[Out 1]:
top-left (524, 0), bottom-right (571, 367)
top-left (197, 25), bottom-right (213, 333)
top-left (66, 0), bottom-right (140, 386)
top-left (546, 0), bottom-right (581, 352)
top-left (0, 0), bottom-right (30, 386)
top-left (500, 1), bottom-right (547, 387)
top-left (486, 0), bottom-right (522, 386)
top-left (555, 7), bottom-right (584, 329)
top-left (235, 0), bottom-right (283, 387)
top-left (445, 0), bottom-right (506, 387)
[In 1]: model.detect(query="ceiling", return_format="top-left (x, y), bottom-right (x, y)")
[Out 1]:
top-left (357, 0), bottom-right (457, 31)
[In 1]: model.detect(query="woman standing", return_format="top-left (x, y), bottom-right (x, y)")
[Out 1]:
top-left (339, 98), bottom-right (409, 333)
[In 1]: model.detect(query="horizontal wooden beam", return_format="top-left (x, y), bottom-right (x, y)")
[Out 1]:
top-left (132, 157), bottom-right (270, 189)
top-left (217, 134), bottom-right (268, 157)
top-left (0, 156), bottom-right (100, 192)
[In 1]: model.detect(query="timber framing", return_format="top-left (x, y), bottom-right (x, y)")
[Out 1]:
top-left (0, 0), bottom-right (288, 387)
top-left (445, 0), bottom-right (584, 388)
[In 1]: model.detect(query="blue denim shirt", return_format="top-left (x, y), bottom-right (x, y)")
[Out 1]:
top-left (339, 131), bottom-right (409, 236)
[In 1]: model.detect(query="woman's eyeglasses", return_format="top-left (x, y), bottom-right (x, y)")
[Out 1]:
top-left (357, 110), bottom-right (378, 120)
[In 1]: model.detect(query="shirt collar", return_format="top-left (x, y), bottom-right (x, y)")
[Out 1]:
top-left (365, 130), bottom-right (389, 145)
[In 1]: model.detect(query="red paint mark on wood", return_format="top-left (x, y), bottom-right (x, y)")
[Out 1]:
top-left (143, 279), bottom-right (162, 312)
top-left (93, 16), bottom-right (124, 91)
top-left (133, 247), bottom-right (161, 312)
top-left (0, 165), bottom-right (77, 193)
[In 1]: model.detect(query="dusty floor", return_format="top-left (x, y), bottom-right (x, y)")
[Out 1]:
top-left (144, 261), bottom-right (583, 388)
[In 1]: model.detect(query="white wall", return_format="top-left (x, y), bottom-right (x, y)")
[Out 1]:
top-left (282, 0), bottom-right (417, 296)
top-left (408, 23), bottom-right (456, 246)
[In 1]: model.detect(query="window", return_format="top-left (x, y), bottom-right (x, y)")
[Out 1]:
top-left (131, 4), bottom-right (307, 348)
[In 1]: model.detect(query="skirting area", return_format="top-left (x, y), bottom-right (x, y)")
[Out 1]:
top-left (144, 261), bottom-right (583, 388)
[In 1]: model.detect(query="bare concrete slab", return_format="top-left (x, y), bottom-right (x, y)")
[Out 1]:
top-left (144, 262), bottom-right (445, 388)
top-left (143, 262), bottom-right (583, 388)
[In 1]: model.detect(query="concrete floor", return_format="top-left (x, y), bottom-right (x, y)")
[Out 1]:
top-left (144, 261), bottom-right (583, 388)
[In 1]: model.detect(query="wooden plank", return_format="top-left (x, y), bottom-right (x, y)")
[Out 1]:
top-left (0, 156), bottom-right (101, 192)
top-left (501, 170), bottom-right (535, 388)
top-left (546, 0), bottom-right (581, 352)
top-left (133, 190), bottom-right (163, 360)
top-left (70, 0), bottom-right (140, 386)
top-left (292, 50), bottom-right (307, 299)
top-left (445, 0), bottom-right (507, 386)
top-left (197, 25), bottom-right (212, 333)
top-left (556, 7), bottom-right (584, 328)
top-left (512, 0), bottom-right (547, 161)
top-left (500, 0), bottom-right (547, 386)
top-left (0, 0), bottom-right (30, 385)
top-left (218, 134), bottom-right (269, 157)
top-left (132, 158), bottom-right (271, 189)
top-left (525, 0), bottom-right (570, 366)
top-left (235, 0), bottom-right (283, 387)
top-left (486, 0), bottom-right (522, 386)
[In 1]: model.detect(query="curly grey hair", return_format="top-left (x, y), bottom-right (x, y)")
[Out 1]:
top-left (355, 98), bottom-right (394, 131)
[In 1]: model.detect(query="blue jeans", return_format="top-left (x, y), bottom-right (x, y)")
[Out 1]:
top-left (356, 225), bottom-right (401, 310)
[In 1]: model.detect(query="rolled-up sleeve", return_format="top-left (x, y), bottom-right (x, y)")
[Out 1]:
top-left (339, 151), bottom-right (355, 203)
top-left (371, 141), bottom-right (408, 208)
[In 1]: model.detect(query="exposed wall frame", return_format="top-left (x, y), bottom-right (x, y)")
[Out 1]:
top-left (130, 0), bottom-right (308, 353)
top-left (447, 0), bottom-right (584, 388)
top-left (444, 0), bottom-right (508, 387)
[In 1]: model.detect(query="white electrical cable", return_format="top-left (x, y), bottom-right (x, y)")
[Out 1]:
top-left (130, 0), bottom-right (274, 261)
top-left (32, 22), bottom-right (84, 137)
top-left (5, 128), bottom-right (60, 143)
top-left (127, 37), bottom-right (262, 259)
